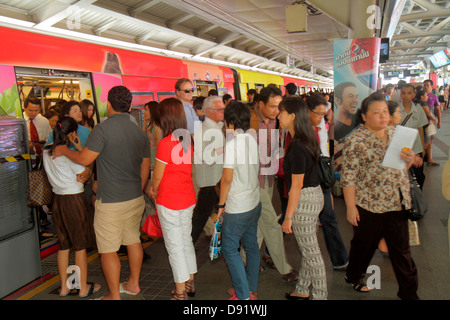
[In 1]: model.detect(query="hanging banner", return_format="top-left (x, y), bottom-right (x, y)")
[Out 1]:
top-left (333, 38), bottom-right (380, 171)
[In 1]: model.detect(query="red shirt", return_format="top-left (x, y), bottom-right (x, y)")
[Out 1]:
top-left (156, 134), bottom-right (196, 210)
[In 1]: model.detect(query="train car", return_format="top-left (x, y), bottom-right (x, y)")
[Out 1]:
top-left (0, 26), bottom-right (329, 124)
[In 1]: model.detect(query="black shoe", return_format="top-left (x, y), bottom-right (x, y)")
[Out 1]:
top-left (285, 292), bottom-right (309, 300)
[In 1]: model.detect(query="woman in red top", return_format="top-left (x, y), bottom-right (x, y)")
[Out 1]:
top-left (150, 98), bottom-right (197, 300)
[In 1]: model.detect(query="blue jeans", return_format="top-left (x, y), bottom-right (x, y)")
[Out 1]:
top-left (222, 202), bottom-right (262, 300)
top-left (319, 188), bottom-right (349, 268)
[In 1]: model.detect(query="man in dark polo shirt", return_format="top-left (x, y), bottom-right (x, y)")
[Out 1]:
top-left (54, 86), bottom-right (150, 300)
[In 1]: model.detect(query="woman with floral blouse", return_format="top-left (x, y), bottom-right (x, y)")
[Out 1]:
top-left (341, 92), bottom-right (419, 300)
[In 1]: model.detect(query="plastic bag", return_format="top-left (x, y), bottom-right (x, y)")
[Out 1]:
top-left (209, 217), bottom-right (222, 261)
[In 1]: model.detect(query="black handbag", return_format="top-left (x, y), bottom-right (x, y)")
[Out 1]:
top-left (407, 168), bottom-right (428, 221)
top-left (318, 155), bottom-right (336, 189)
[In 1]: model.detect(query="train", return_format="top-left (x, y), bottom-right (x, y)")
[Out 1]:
top-left (0, 26), bottom-right (331, 124)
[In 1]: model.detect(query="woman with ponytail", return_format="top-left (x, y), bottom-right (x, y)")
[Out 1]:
top-left (43, 117), bottom-right (101, 298)
top-left (277, 96), bottom-right (327, 300)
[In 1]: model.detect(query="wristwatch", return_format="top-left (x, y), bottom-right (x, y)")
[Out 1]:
top-left (217, 204), bottom-right (225, 209)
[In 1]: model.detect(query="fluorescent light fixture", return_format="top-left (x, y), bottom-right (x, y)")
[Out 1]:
top-left (0, 16), bottom-right (35, 28)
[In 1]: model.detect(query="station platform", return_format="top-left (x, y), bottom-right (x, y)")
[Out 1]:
top-left (4, 110), bottom-right (450, 304)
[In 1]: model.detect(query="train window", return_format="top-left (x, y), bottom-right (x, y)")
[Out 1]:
top-left (157, 91), bottom-right (176, 102)
top-left (255, 83), bottom-right (264, 92)
top-left (131, 91), bottom-right (155, 108)
top-left (194, 80), bottom-right (217, 97)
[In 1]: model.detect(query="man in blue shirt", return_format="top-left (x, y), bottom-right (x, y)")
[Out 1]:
top-left (175, 78), bottom-right (200, 135)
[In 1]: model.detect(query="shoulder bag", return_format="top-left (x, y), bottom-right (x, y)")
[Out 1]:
top-left (318, 155), bottom-right (336, 189)
top-left (407, 168), bottom-right (428, 221)
top-left (27, 157), bottom-right (54, 207)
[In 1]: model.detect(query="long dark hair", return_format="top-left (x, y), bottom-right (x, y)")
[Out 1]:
top-left (158, 98), bottom-right (190, 153)
top-left (80, 99), bottom-right (96, 129)
top-left (44, 117), bottom-right (78, 154)
top-left (279, 96), bottom-right (320, 162)
top-left (145, 101), bottom-right (160, 128)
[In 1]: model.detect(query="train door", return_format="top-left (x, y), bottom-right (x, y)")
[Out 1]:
top-left (15, 67), bottom-right (99, 124)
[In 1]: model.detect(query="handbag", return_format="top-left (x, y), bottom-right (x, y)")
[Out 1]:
top-left (407, 168), bottom-right (428, 221)
top-left (425, 123), bottom-right (437, 136)
top-left (143, 210), bottom-right (163, 238)
top-left (27, 159), bottom-right (53, 207)
top-left (209, 217), bottom-right (222, 261)
top-left (318, 155), bottom-right (336, 189)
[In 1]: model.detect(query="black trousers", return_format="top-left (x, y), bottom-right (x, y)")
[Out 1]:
top-left (191, 186), bottom-right (218, 245)
top-left (346, 206), bottom-right (419, 300)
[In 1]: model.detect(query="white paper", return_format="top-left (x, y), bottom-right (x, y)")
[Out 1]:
top-left (382, 126), bottom-right (418, 170)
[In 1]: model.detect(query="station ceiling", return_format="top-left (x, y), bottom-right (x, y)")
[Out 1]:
top-left (0, 0), bottom-right (448, 84)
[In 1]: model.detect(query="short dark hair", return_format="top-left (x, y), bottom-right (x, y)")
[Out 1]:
top-left (24, 97), bottom-right (41, 108)
top-left (335, 81), bottom-right (356, 100)
top-left (415, 90), bottom-right (427, 101)
top-left (208, 89), bottom-right (218, 96)
top-left (193, 96), bottom-right (206, 110)
top-left (259, 84), bottom-right (282, 104)
top-left (423, 79), bottom-right (433, 86)
top-left (247, 89), bottom-right (257, 95)
top-left (108, 86), bottom-right (132, 112)
top-left (397, 80), bottom-right (407, 89)
top-left (61, 100), bottom-right (80, 117)
top-left (356, 92), bottom-right (387, 124)
top-left (285, 83), bottom-right (297, 95)
top-left (224, 101), bottom-right (251, 132)
top-left (387, 100), bottom-right (399, 116)
top-left (401, 84), bottom-right (415, 92)
top-left (222, 94), bottom-right (232, 103)
top-left (306, 93), bottom-right (328, 111)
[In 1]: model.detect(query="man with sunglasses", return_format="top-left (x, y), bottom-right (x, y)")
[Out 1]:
top-left (175, 78), bottom-right (200, 135)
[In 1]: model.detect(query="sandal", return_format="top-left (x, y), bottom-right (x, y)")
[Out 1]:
top-left (344, 276), bottom-right (371, 293)
top-left (170, 291), bottom-right (188, 300)
top-left (281, 271), bottom-right (299, 283)
top-left (262, 255), bottom-right (276, 269)
top-left (185, 279), bottom-right (196, 297)
top-left (79, 282), bottom-right (101, 298)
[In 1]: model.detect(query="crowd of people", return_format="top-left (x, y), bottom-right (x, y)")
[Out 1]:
top-left (22, 76), bottom-right (447, 301)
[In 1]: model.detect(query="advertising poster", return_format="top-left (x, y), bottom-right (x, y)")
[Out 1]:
top-left (333, 38), bottom-right (381, 171)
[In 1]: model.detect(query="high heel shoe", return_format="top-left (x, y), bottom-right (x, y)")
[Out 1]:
top-left (185, 279), bottom-right (196, 297)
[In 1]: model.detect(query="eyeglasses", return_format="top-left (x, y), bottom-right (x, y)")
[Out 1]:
top-left (311, 110), bottom-right (326, 117)
top-left (179, 88), bottom-right (195, 93)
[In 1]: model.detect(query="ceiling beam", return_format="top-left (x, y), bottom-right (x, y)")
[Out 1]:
top-left (34, 0), bottom-right (97, 28)
top-left (128, 0), bottom-right (162, 16)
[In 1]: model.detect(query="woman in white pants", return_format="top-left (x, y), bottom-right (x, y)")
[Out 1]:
top-left (150, 98), bottom-right (197, 300)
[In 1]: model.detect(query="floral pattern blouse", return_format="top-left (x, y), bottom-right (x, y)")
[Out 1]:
top-left (341, 125), bottom-right (412, 214)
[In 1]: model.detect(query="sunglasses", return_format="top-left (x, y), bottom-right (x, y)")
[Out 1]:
top-left (180, 88), bottom-right (195, 93)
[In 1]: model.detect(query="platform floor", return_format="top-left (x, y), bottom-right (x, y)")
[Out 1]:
top-left (5, 110), bottom-right (450, 303)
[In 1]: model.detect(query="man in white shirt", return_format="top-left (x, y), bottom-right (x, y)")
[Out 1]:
top-left (23, 97), bottom-right (51, 162)
top-left (23, 96), bottom-right (52, 228)
top-left (399, 84), bottom-right (428, 188)
top-left (192, 96), bottom-right (225, 244)
top-left (175, 78), bottom-right (200, 135)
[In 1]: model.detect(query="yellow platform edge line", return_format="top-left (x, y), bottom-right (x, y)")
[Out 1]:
top-left (17, 252), bottom-right (100, 300)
